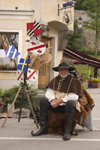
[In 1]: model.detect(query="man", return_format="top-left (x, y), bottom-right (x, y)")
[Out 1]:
top-left (94, 67), bottom-right (98, 78)
top-left (31, 61), bottom-right (82, 140)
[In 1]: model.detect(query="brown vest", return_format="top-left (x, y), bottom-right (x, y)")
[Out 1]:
top-left (47, 75), bottom-right (82, 96)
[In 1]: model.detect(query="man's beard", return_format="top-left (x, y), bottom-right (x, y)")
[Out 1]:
top-left (60, 74), bottom-right (67, 78)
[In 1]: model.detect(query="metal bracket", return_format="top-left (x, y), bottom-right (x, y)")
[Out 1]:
top-left (58, 4), bottom-right (63, 16)
top-left (58, 2), bottom-right (74, 16)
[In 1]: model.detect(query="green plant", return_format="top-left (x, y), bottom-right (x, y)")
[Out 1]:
top-left (75, 0), bottom-right (86, 10)
top-left (1, 84), bottom-right (39, 104)
top-left (81, 84), bottom-right (86, 89)
top-left (0, 88), bottom-right (3, 98)
top-left (67, 20), bottom-right (85, 52)
top-left (75, 64), bottom-right (91, 81)
top-left (82, 68), bottom-right (91, 81)
top-left (82, 0), bottom-right (100, 58)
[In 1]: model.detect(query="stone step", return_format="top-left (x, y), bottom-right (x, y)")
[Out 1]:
top-left (38, 88), bottom-right (46, 93)
top-left (34, 88), bottom-right (46, 98)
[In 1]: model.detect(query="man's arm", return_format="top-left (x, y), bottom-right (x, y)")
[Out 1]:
top-left (45, 88), bottom-right (79, 108)
top-left (45, 88), bottom-right (63, 108)
top-left (45, 88), bottom-right (55, 102)
top-left (62, 93), bottom-right (79, 103)
top-left (51, 93), bottom-right (79, 108)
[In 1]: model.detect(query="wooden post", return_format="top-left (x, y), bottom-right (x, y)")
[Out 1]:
top-left (30, 54), bottom-right (38, 68)
top-left (18, 89), bottom-right (24, 122)
top-left (24, 88), bottom-right (39, 129)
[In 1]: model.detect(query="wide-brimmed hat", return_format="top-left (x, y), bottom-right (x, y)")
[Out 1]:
top-left (52, 61), bottom-right (75, 72)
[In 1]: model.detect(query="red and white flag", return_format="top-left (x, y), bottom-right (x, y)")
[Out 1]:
top-left (27, 40), bottom-right (46, 55)
top-left (27, 22), bottom-right (41, 37)
top-left (27, 68), bottom-right (37, 81)
top-left (16, 70), bottom-right (24, 83)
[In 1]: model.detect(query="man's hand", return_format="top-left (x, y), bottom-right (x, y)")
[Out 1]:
top-left (51, 99), bottom-right (63, 108)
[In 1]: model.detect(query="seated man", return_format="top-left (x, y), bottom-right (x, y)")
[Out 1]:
top-left (31, 61), bottom-right (82, 141)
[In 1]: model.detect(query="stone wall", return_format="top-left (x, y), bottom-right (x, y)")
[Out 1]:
top-left (74, 10), bottom-right (100, 50)
top-left (83, 30), bottom-right (97, 49)
top-left (74, 10), bottom-right (90, 21)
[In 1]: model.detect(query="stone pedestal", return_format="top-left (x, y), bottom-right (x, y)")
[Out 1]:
top-left (7, 103), bottom-right (14, 112)
top-left (83, 82), bottom-right (88, 89)
top-left (92, 82), bottom-right (100, 88)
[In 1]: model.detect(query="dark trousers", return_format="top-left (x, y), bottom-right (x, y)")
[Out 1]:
top-left (39, 99), bottom-right (76, 113)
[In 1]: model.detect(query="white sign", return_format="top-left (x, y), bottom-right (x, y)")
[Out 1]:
top-left (27, 41), bottom-right (46, 55)
top-left (27, 68), bottom-right (37, 81)
top-left (0, 49), bottom-right (6, 58)
top-left (16, 70), bottom-right (24, 83)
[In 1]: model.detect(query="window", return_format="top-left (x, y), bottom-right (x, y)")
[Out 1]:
top-left (0, 33), bottom-right (19, 69)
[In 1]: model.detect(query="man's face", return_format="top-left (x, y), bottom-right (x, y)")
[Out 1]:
top-left (58, 68), bottom-right (69, 78)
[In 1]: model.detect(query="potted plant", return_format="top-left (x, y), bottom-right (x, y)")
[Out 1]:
top-left (0, 88), bottom-right (7, 113)
top-left (1, 84), bottom-right (39, 110)
top-left (80, 67), bottom-right (91, 89)
top-left (0, 64), bottom-right (17, 71)
top-left (91, 78), bottom-right (100, 88)
top-left (0, 88), bottom-right (3, 101)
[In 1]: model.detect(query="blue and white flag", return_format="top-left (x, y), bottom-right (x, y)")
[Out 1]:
top-left (17, 58), bottom-right (31, 74)
top-left (5, 45), bottom-right (20, 59)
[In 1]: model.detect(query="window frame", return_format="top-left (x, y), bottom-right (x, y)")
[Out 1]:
top-left (0, 29), bottom-right (22, 71)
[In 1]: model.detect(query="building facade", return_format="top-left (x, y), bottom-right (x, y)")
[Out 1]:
top-left (0, 0), bottom-right (74, 90)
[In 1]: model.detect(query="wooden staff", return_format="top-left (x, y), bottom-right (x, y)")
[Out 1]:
top-left (30, 54), bottom-right (38, 68)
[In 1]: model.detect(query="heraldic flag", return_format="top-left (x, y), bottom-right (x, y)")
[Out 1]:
top-left (17, 58), bottom-right (31, 74)
top-left (27, 41), bottom-right (46, 55)
top-left (27, 22), bottom-right (41, 37)
top-left (16, 70), bottom-right (24, 83)
top-left (5, 45), bottom-right (20, 59)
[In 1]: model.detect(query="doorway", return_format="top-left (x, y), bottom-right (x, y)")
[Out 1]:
top-left (38, 37), bottom-right (51, 88)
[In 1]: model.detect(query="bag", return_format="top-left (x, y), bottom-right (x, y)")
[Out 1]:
top-left (78, 94), bottom-right (88, 106)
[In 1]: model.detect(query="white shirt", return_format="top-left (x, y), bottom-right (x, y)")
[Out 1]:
top-left (45, 88), bottom-right (79, 105)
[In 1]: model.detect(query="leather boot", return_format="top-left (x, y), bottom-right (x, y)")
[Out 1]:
top-left (63, 112), bottom-right (74, 140)
top-left (31, 111), bottom-right (48, 136)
